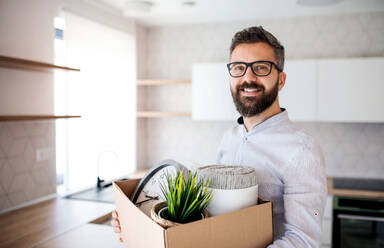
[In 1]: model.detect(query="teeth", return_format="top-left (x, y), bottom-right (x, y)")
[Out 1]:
top-left (243, 88), bottom-right (260, 92)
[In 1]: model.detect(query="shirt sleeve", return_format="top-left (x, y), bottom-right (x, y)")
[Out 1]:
top-left (267, 141), bottom-right (328, 248)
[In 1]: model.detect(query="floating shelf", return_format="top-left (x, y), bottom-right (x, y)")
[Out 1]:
top-left (0, 55), bottom-right (80, 72)
top-left (0, 115), bottom-right (81, 122)
top-left (137, 111), bottom-right (191, 118)
top-left (137, 79), bottom-right (191, 86)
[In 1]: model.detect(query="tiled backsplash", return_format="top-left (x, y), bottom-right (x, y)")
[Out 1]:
top-left (0, 121), bottom-right (56, 211)
top-left (137, 11), bottom-right (384, 179)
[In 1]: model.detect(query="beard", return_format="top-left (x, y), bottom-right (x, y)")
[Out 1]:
top-left (230, 78), bottom-right (279, 117)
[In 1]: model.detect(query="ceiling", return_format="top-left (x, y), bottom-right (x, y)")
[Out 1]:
top-left (90, 0), bottom-right (384, 27)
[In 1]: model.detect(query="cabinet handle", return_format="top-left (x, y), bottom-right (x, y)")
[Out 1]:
top-left (337, 214), bottom-right (384, 222)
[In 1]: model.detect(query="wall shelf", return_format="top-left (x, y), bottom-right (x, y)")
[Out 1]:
top-left (0, 55), bottom-right (80, 72)
top-left (136, 79), bottom-right (191, 118)
top-left (137, 79), bottom-right (191, 86)
top-left (137, 111), bottom-right (191, 118)
top-left (0, 115), bottom-right (81, 122)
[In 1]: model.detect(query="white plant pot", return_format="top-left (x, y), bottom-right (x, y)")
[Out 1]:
top-left (207, 184), bottom-right (258, 216)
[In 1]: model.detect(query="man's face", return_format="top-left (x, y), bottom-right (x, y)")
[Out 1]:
top-left (229, 42), bottom-right (285, 117)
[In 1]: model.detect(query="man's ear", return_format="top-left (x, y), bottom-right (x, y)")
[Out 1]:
top-left (278, 72), bottom-right (286, 91)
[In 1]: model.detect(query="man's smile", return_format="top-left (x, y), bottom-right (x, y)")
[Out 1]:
top-left (239, 85), bottom-right (264, 97)
top-left (240, 87), bottom-right (263, 97)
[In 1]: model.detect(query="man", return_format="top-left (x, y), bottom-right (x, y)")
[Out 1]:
top-left (112, 26), bottom-right (327, 247)
top-left (216, 26), bottom-right (327, 247)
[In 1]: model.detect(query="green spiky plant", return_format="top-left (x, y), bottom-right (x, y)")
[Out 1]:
top-left (159, 169), bottom-right (212, 223)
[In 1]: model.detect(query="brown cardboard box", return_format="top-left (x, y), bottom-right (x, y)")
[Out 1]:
top-left (113, 179), bottom-right (273, 248)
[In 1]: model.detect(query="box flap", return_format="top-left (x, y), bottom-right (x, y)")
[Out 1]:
top-left (165, 201), bottom-right (273, 248)
top-left (114, 179), bottom-right (140, 199)
top-left (113, 180), bottom-right (165, 248)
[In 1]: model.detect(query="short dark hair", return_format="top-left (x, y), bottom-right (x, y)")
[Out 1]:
top-left (230, 26), bottom-right (285, 71)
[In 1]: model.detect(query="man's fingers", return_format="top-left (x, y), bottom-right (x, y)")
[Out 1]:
top-left (114, 226), bottom-right (121, 233)
top-left (119, 236), bottom-right (124, 242)
top-left (111, 220), bottom-right (121, 229)
top-left (110, 219), bottom-right (120, 227)
top-left (112, 210), bottom-right (119, 219)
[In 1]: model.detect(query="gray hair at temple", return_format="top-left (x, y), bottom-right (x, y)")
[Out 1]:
top-left (229, 26), bottom-right (285, 71)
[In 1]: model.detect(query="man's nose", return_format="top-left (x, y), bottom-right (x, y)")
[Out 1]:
top-left (242, 65), bottom-right (258, 82)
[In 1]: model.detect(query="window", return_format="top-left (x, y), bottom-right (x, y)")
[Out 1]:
top-left (54, 13), bottom-right (136, 194)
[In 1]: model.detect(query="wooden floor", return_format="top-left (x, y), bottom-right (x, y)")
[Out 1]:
top-left (0, 198), bottom-right (115, 248)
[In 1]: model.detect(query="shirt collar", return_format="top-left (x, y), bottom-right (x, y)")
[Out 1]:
top-left (237, 108), bottom-right (289, 133)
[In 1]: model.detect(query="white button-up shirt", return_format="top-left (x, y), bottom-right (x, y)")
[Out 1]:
top-left (216, 109), bottom-right (327, 247)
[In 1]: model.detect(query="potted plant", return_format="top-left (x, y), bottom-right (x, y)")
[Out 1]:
top-left (150, 169), bottom-right (212, 228)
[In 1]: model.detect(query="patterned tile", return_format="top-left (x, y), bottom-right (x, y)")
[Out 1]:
top-left (31, 168), bottom-right (50, 185)
top-left (0, 195), bottom-right (12, 210)
top-left (8, 122), bottom-right (28, 138)
top-left (9, 173), bottom-right (30, 193)
top-left (0, 183), bottom-right (5, 196)
top-left (0, 124), bottom-right (13, 156)
top-left (23, 141), bottom-right (35, 167)
top-left (0, 121), bottom-right (56, 212)
top-left (0, 161), bottom-right (14, 192)
top-left (0, 146), bottom-right (5, 158)
top-left (8, 156), bottom-right (29, 174)
top-left (7, 191), bottom-right (28, 206)
top-left (7, 137), bottom-right (27, 157)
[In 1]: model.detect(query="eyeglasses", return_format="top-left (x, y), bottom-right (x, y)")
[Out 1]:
top-left (227, 61), bottom-right (282, 78)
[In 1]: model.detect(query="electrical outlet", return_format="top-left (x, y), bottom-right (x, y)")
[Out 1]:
top-left (36, 148), bottom-right (51, 161)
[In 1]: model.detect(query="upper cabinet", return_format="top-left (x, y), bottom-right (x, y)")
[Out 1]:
top-left (192, 57), bottom-right (384, 123)
top-left (192, 63), bottom-right (238, 121)
top-left (317, 57), bottom-right (384, 122)
top-left (279, 59), bottom-right (317, 121)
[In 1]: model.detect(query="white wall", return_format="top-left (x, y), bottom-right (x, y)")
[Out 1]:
top-left (0, 0), bottom-right (59, 115)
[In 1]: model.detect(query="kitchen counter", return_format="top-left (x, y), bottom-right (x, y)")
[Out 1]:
top-left (0, 170), bottom-right (148, 248)
top-left (327, 177), bottom-right (384, 199)
top-left (0, 198), bottom-right (114, 248)
top-left (34, 224), bottom-right (124, 248)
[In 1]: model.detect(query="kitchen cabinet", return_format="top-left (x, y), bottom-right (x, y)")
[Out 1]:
top-left (279, 59), bottom-right (317, 121)
top-left (318, 57), bottom-right (384, 122)
top-left (192, 63), bottom-right (238, 121)
top-left (137, 79), bottom-right (191, 118)
top-left (0, 54), bottom-right (81, 121)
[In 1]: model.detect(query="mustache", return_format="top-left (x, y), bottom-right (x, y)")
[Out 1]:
top-left (237, 81), bottom-right (265, 91)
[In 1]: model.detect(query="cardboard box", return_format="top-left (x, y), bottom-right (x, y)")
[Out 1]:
top-left (113, 179), bottom-right (273, 248)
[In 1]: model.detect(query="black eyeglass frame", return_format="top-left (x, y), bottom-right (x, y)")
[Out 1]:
top-left (226, 60), bottom-right (282, 78)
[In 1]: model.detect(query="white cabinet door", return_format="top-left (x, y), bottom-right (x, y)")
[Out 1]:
top-left (318, 58), bottom-right (384, 122)
top-left (192, 63), bottom-right (238, 121)
top-left (279, 60), bottom-right (317, 121)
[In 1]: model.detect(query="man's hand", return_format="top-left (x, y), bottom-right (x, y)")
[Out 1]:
top-left (111, 210), bottom-right (123, 242)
